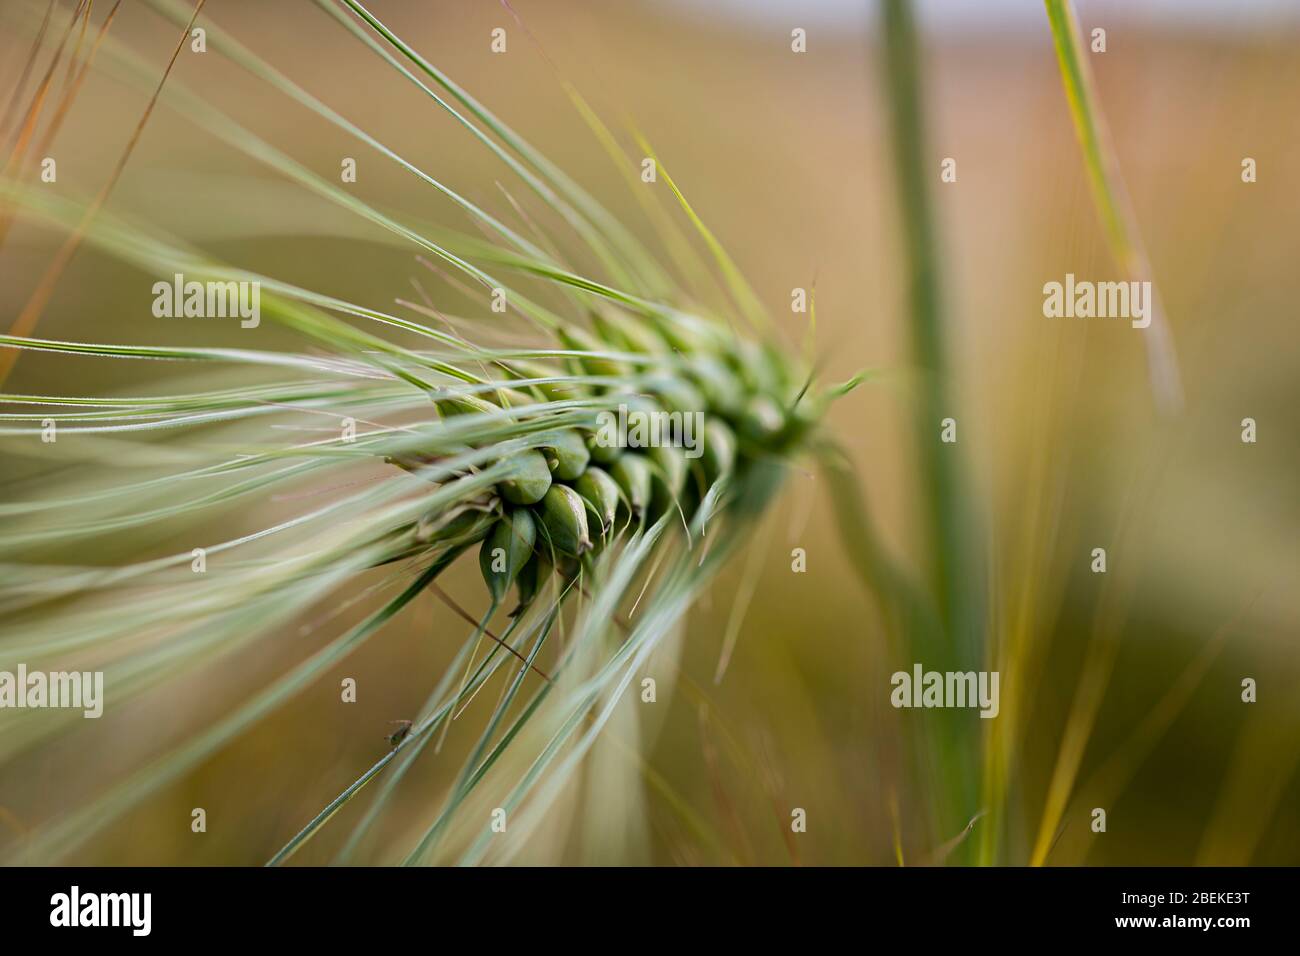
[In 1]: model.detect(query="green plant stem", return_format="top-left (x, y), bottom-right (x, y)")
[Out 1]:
top-left (880, 0), bottom-right (984, 858)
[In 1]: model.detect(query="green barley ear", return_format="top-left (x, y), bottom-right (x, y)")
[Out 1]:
top-left (0, 0), bottom-right (839, 866)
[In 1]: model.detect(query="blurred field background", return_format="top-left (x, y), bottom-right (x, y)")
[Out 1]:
top-left (0, 0), bottom-right (1297, 864)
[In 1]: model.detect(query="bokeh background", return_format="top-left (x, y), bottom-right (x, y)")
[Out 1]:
top-left (1, 0), bottom-right (1297, 864)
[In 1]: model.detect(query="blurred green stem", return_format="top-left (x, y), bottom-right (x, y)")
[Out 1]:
top-left (880, 0), bottom-right (984, 858)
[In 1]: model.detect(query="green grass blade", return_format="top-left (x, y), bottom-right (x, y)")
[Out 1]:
top-left (1043, 0), bottom-right (1182, 412)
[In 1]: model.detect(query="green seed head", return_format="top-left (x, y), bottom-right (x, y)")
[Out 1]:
top-left (0, 1), bottom-right (842, 869)
top-left (536, 483), bottom-right (592, 556)
top-left (497, 448), bottom-right (553, 505)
